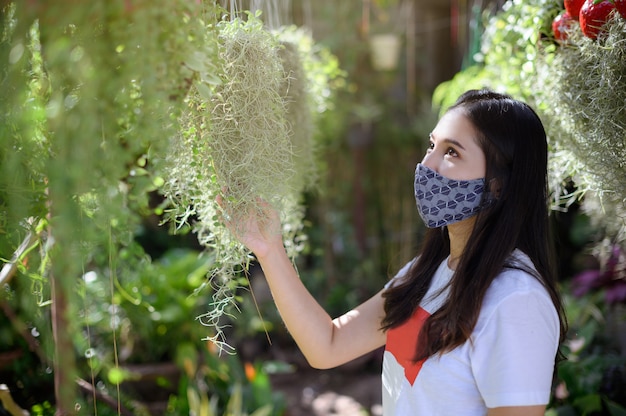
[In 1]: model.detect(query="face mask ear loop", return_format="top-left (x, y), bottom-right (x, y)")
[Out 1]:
top-left (488, 178), bottom-right (501, 199)
top-left (482, 178), bottom-right (501, 208)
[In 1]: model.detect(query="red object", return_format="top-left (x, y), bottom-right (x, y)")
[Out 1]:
top-left (565, 0), bottom-right (586, 20)
top-left (614, 0), bottom-right (626, 18)
top-left (552, 11), bottom-right (576, 41)
top-left (579, 0), bottom-right (616, 39)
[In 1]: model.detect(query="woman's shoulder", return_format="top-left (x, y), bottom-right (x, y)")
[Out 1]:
top-left (495, 249), bottom-right (545, 290)
top-left (482, 249), bottom-right (554, 311)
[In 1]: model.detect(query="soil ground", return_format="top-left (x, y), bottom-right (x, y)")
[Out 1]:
top-left (267, 347), bottom-right (384, 416)
top-left (271, 368), bottom-right (382, 416)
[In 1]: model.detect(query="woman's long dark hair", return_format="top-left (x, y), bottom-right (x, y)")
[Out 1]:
top-left (382, 89), bottom-right (567, 361)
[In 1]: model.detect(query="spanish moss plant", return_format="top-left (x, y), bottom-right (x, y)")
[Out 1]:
top-left (162, 14), bottom-right (321, 349)
top-left (536, 16), bottom-right (626, 237)
top-left (277, 39), bottom-right (316, 191)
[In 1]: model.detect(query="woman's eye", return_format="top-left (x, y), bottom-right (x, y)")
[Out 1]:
top-left (445, 148), bottom-right (458, 157)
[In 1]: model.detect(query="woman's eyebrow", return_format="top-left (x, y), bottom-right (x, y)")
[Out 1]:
top-left (429, 133), bottom-right (467, 150)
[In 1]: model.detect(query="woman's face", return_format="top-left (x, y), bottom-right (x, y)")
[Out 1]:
top-left (421, 108), bottom-right (486, 181)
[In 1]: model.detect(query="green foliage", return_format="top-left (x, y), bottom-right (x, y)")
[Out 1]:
top-left (550, 288), bottom-right (626, 414)
top-left (273, 24), bottom-right (345, 191)
top-left (1, 0), bottom-right (226, 410)
top-left (79, 247), bottom-right (214, 367)
top-left (1, 0), bottom-right (221, 306)
top-left (174, 339), bottom-right (286, 416)
top-left (210, 13), bottom-right (296, 209)
top-left (1, 0), bottom-right (343, 411)
top-left (0, 6), bottom-right (49, 254)
top-left (73, 246), bottom-right (287, 414)
top-left (433, 0), bottom-right (561, 114)
top-left (30, 401), bottom-right (55, 416)
top-left (478, 0), bottom-right (561, 97)
top-left (432, 65), bottom-right (492, 114)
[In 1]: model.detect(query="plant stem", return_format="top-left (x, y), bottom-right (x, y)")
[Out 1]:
top-left (0, 228), bottom-right (37, 287)
top-left (50, 267), bottom-right (76, 416)
top-left (76, 379), bottom-right (135, 416)
top-left (0, 384), bottom-right (28, 416)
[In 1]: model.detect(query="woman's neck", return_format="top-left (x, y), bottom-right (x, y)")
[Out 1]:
top-left (446, 217), bottom-right (476, 270)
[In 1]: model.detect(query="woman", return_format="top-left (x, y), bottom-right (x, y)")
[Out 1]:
top-left (222, 89), bottom-right (567, 415)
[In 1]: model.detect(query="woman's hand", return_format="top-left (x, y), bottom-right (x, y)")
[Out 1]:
top-left (217, 194), bottom-right (283, 259)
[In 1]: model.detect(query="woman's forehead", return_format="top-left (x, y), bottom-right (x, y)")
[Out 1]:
top-left (431, 110), bottom-right (480, 147)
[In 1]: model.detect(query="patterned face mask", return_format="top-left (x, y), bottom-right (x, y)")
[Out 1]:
top-left (414, 163), bottom-right (488, 228)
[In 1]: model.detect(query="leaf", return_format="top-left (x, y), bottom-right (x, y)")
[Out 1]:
top-left (152, 176), bottom-right (165, 187)
top-left (185, 51), bottom-right (209, 72)
top-left (200, 71), bottom-right (223, 86)
top-left (549, 405), bottom-right (579, 416)
top-left (187, 386), bottom-right (201, 415)
top-left (200, 391), bottom-right (211, 416)
top-left (225, 383), bottom-right (244, 416)
top-left (606, 399), bottom-right (626, 416)
top-left (573, 393), bottom-right (603, 413)
top-left (107, 367), bottom-right (129, 385)
top-left (195, 82), bottom-right (213, 101)
top-left (250, 404), bottom-right (274, 416)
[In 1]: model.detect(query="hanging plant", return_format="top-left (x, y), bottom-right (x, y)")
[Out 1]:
top-left (536, 15), bottom-right (626, 236)
top-left (1, 0), bottom-right (222, 410)
top-left (276, 34), bottom-right (315, 191)
top-left (161, 13), bottom-right (328, 350)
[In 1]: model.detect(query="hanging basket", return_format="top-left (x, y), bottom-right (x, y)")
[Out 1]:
top-left (369, 33), bottom-right (401, 71)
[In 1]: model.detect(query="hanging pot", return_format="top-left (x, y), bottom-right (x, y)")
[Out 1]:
top-left (369, 33), bottom-right (401, 71)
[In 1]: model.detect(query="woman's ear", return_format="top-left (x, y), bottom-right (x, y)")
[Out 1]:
top-left (488, 178), bottom-right (502, 199)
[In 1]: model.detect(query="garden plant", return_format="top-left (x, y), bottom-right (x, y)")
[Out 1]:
top-left (0, 1), bottom-right (343, 414)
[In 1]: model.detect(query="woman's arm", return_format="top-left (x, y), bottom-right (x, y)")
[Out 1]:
top-left (222, 198), bottom-right (387, 369)
top-left (487, 405), bottom-right (546, 416)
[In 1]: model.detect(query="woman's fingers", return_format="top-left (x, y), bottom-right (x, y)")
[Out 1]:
top-left (215, 193), bottom-right (233, 225)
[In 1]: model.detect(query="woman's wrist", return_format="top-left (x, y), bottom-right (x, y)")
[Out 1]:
top-left (254, 240), bottom-right (288, 265)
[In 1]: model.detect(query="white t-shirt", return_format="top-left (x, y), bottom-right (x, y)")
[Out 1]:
top-left (382, 251), bottom-right (560, 415)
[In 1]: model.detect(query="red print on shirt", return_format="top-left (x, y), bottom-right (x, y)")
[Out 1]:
top-left (385, 307), bottom-right (430, 385)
